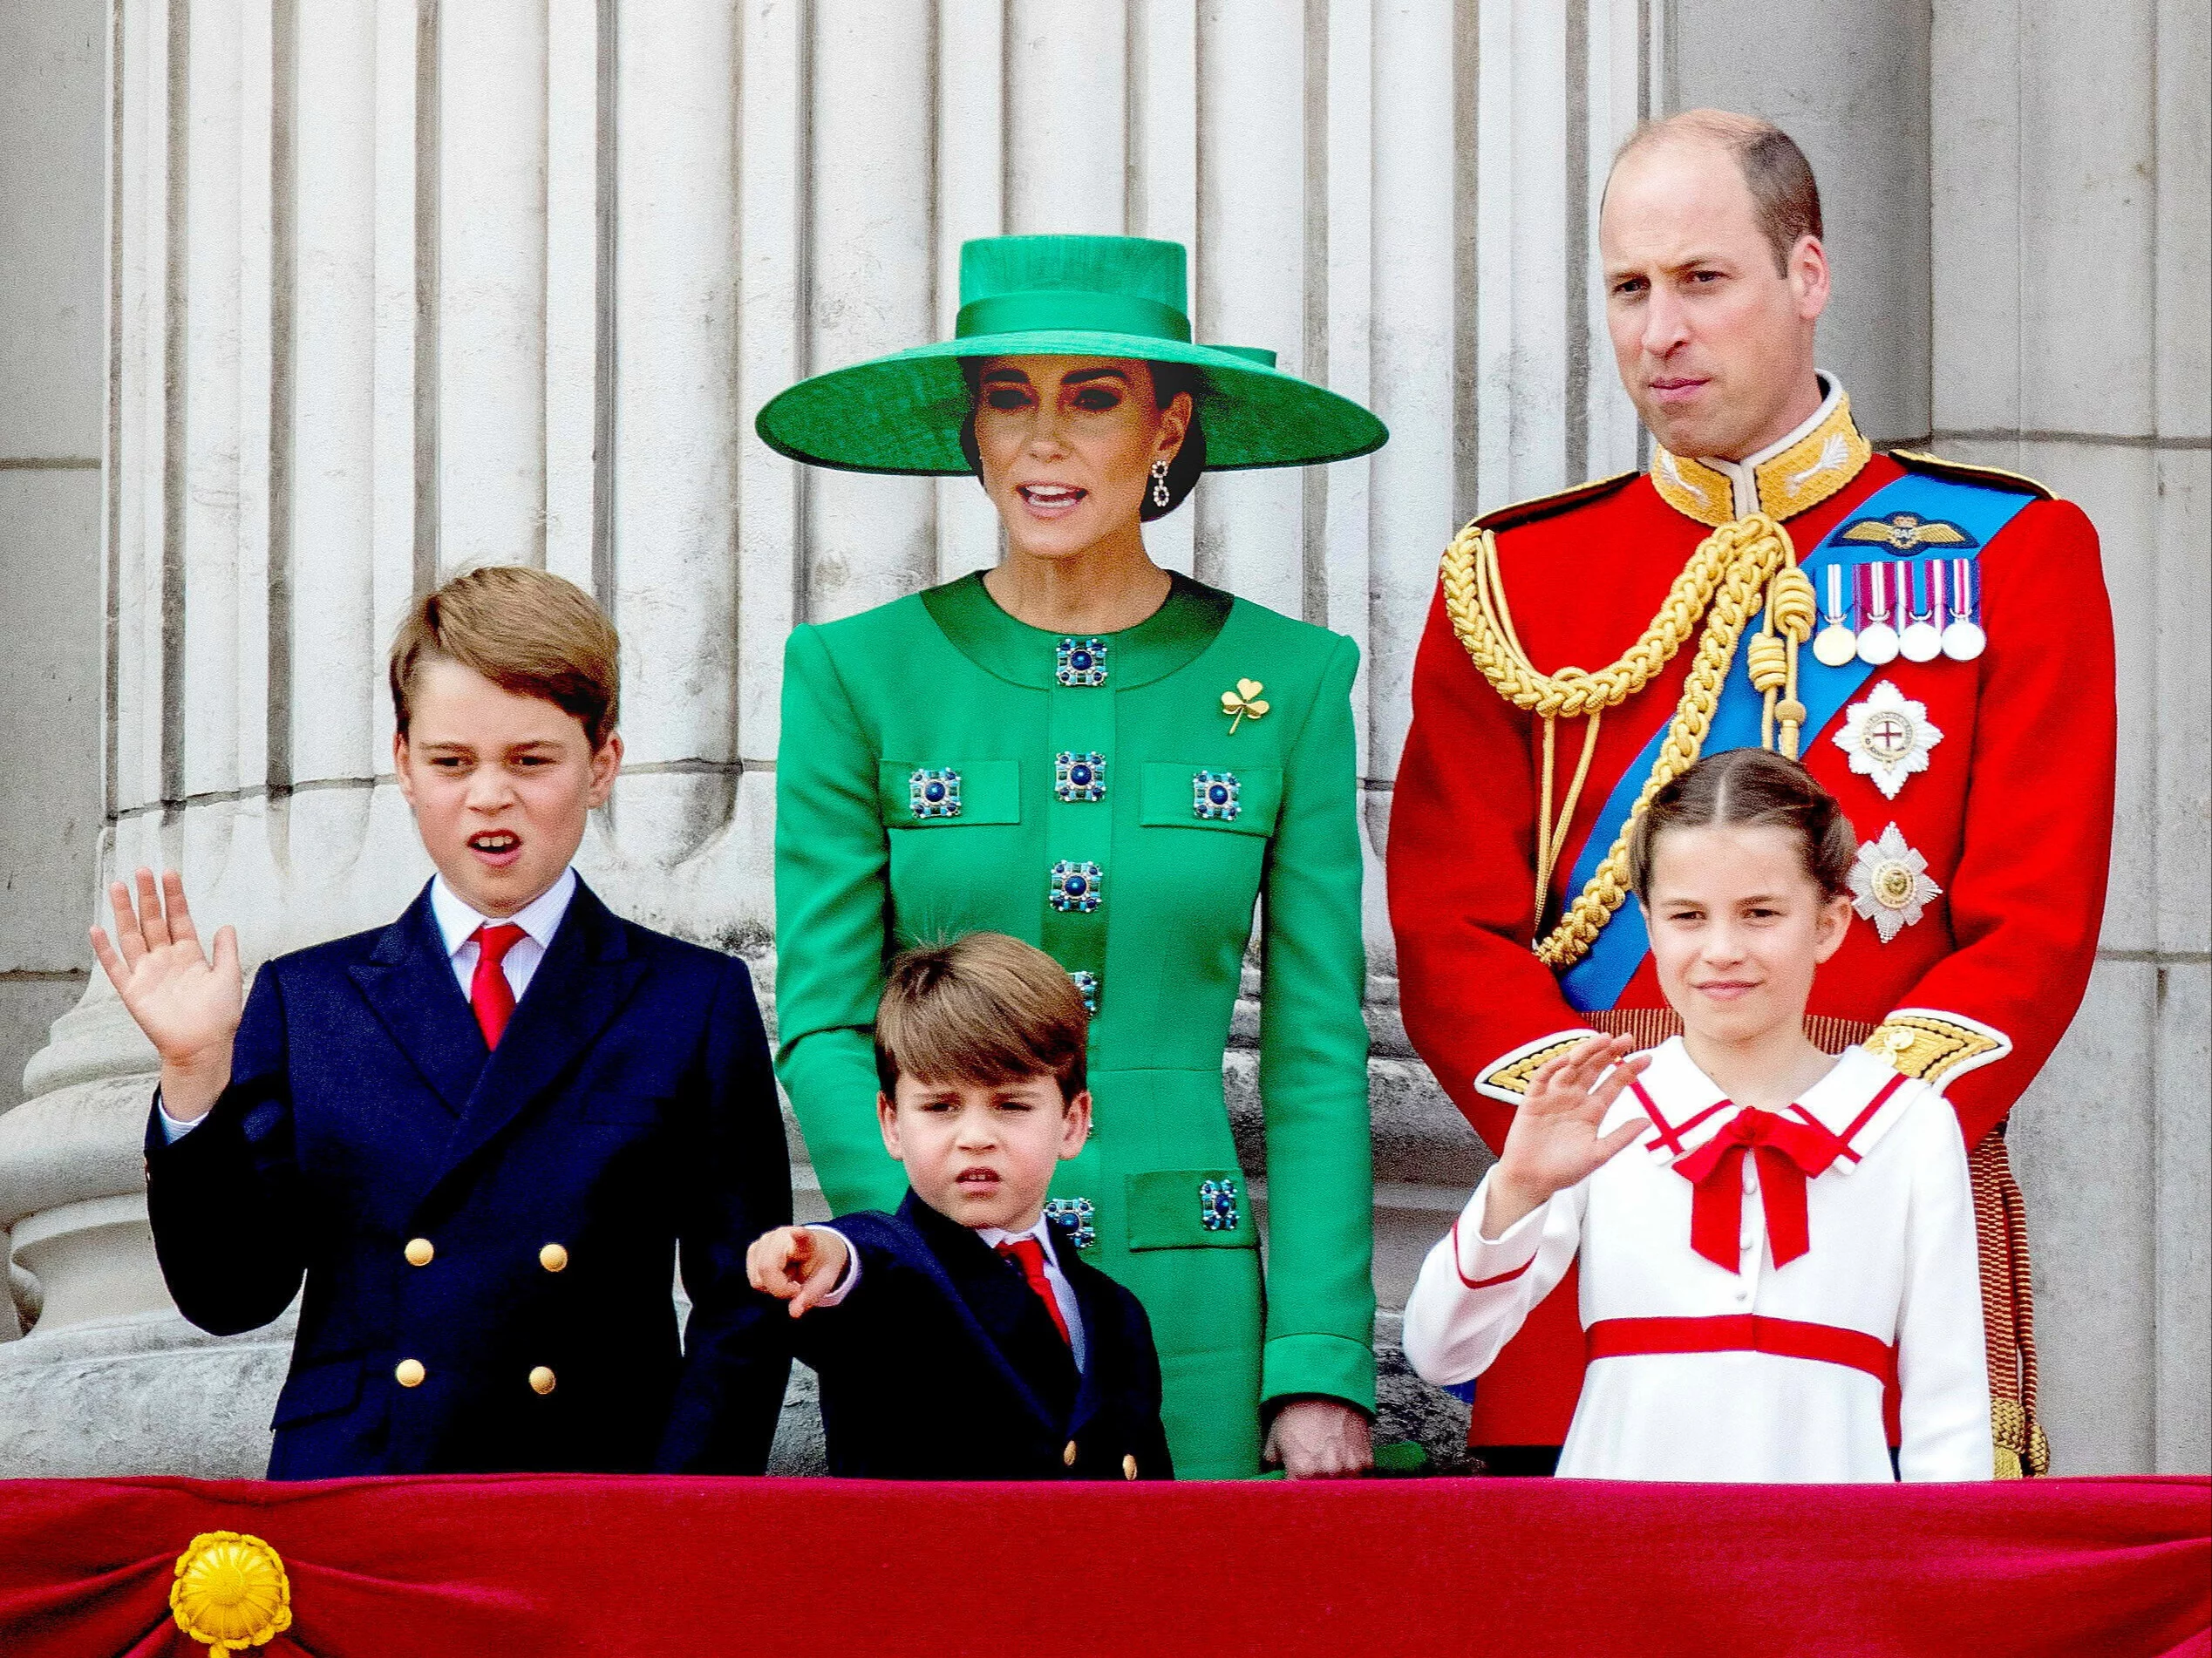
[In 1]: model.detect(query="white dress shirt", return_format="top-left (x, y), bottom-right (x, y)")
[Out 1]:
top-left (156, 868), bottom-right (579, 1144)
top-left (427, 866), bottom-right (577, 1002)
top-left (813, 1212), bottom-right (1087, 1371)
top-left (1403, 1038), bottom-right (1992, 1483)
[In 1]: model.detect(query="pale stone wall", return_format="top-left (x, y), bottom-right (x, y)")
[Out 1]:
top-left (1668, 0), bottom-right (2211, 1477)
top-left (0, 0), bottom-right (107, 1344)
top-left (0, 0), bottom-right (2202, 1477)
top-left (1922, 0), bottom-right (2211, 1476)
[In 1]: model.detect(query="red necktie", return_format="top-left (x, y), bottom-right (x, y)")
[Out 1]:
top-left (997, 1237), bottom-right (1072, 1348)
top-left (468, 923), bottom-right (528, 1050)
top-left (1671, 1108), bottom-right (1849, 1273)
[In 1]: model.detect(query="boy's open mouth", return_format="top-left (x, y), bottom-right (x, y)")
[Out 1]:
top-left (467, 830), bottom-right (522, 867)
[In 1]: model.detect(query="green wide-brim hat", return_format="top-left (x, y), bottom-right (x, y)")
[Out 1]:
top-left (754, 234), bottom-right (1387, 474)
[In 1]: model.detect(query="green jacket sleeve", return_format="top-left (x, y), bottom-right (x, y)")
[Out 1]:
top-left (1256, 632), bottom-right (1378, 1412)
top-left (773, 624), bottom-right (910, 1215)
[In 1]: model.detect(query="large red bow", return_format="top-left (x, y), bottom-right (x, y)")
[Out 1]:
top-left (1671, 1108), bottom-right (1849, 1273)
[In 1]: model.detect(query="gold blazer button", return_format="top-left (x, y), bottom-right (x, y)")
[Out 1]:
top-left (404, 1238), bottom-right (434, 1267)
top-left (528, 1366), bottom-right (557, 1396)
top-left (539, 1243), bottom-right (568, 1273)
top-left (394, 1358), bottom-right (425, 1388)
top-left (1122, 1454), bottom-right (1138, 1480)
top-left (1062, 1440), bottom-right (1078, 1467)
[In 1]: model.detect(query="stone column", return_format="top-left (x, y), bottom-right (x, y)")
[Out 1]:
top-left (0, 0), bottom-right (107, 1349)
top-left (1928, 0), bottom-right (2209, 1475)
top-left (0, 0), bottom-right (1665, 1476)
top-left (1670, 0), bottom-right (2210, 1474)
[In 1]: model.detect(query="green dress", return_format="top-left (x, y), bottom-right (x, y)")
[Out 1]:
top-left (773, 571), bottom-right (1375, 1477)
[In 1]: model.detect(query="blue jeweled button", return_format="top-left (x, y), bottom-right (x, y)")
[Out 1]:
top-left (1193, 768), bottom-right (1241, 822)
top-left (1056, 636), bottom-right (1110, 687)
top-left (1199, 1178), bottom-right (1242, 1232)
top-left (1049, 860), bottom-right (1104, 914)
top-left (908, 767), bottom-right (962, 819)
top-left (1069, 969), bottom-right (1099, 1014)
top-left (1055, 751), bottom-right (1108, 803)
top-left (1043, 1197), bottom-right (1098, 1251)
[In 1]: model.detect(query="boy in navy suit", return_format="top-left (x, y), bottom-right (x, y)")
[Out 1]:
top-left (747, 934), bottom-right (1172, 1481)
top-left (92, 566), bottom-right (792, 1478)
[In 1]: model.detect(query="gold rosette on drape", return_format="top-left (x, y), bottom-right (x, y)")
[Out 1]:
top-left (170, 1531), bottom-right (294, 1654)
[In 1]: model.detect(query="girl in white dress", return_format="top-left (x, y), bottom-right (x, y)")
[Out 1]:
top-left (1403, 748), bottom-right (1992, 1482)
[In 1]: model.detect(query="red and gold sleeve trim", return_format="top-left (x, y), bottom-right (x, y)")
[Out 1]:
top-left (1866, 1009), bottom-right (2013, 1091)
top-left (1474, 1028), bottom-right (1603, 1105)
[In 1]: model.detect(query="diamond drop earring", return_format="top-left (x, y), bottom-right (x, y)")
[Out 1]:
top-left (1150, 458), bottom-right (1171, 509)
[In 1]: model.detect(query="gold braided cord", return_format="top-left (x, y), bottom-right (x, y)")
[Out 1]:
top-left (1444, 520), bottom-right (1728, 718)
top-left (1749, 565), bottom-right (1817, 757)
top-left (1442, 512), bottom-right (1801, 968)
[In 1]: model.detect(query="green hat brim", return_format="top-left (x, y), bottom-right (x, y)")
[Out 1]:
top-left (754, 330), bottom-right (1387, 475)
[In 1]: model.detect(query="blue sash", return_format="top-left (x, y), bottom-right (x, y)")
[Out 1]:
top-left (1555, 472), bottom-right (2035, 1012)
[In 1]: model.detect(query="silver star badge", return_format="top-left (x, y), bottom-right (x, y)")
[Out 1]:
top-left (1834, 680), bottom-right (1943, 801)
top-left (1848, 823), bottom-right (1943, 943)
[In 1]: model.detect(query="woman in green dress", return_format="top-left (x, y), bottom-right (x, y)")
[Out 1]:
top-left (759, 234), bottom-right (1386, 1478)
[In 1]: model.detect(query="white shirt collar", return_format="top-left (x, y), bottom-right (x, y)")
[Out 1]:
top-left (1695, 370), bottom-right (1841, 518)
top-left (428, 866), bottom-right (579, 959)
top-left (977, 1219), bottom-right (1060, 1272)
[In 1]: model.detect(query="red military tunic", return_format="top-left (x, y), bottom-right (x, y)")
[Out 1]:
top-left (1388, 381), bottom-right (2115, 1454)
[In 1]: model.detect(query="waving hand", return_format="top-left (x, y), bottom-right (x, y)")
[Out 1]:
top-left (1484, 1033), bottom-right (1651, 1236)
top-left (89, 868), bottom-right (242, 1124)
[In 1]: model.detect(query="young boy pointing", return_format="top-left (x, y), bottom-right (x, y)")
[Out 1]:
top-left (94, 566), bottom-right (793, 1478)
top-left (749, 934), bottom-right (1173, 1481)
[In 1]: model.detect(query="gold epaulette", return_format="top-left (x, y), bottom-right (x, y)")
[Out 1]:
top-left (1889, 448), bottom-right (2055, 501)
top-left (1474, 470), bottom-right (1639, 534)
top-left (1866, 1009), bottom-right (2013, 1088)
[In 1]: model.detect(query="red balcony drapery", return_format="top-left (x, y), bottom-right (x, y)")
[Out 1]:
top-left (0, 1472), bottom-right (2204, 1657)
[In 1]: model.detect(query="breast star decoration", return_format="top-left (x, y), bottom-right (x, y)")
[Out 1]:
top-left (1848, 823), bottom-right (1943, 942)
top-left (1221, 678), bottom-right (1269, 734)
top-left (1834, 679), bottom-right (1943, 800)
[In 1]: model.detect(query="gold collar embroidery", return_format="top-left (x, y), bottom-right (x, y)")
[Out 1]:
top-left (1650, 383), bottom-right (1873, 527)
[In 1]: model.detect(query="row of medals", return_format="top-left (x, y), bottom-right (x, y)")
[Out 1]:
top-left (1811, 555), bottom-right (1986, 669)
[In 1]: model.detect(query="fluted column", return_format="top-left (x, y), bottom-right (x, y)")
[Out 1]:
top-left (0, 0), bottom-right (1669, 1477)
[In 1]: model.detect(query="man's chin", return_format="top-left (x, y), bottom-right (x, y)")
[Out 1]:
top-left (1641, 405), bottom-right (1722, 459)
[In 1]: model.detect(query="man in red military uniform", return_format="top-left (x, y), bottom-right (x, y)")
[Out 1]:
top-left (1388, 110), bottom-right (2114, 1476)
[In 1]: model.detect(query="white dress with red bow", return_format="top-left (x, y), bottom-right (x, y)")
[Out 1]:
top-left (1402, 1038), bottom-right (1993, 1482)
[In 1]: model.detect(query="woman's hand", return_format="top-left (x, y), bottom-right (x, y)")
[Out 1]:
top-left (89, 869), bottom-right (242, 1125)
top-left (1264, 1397), bottom-right (1374, 1478)
top-left (1485, 1034), bottom-right (1651, 1236)
top-left (745, 1226), bottom-right (851, 1316)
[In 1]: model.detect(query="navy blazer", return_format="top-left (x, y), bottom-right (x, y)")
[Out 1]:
top-left (144, 879), bottom-right (793, 1478)
top-left (792, 1193), bottom-right (1173, 1481)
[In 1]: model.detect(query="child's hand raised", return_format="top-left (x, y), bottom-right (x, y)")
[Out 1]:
top-left (1486, 1034), bottom-right (1651, 1236)
top-left (89, 868), bottom-right (242, 1125)
top-left (745, 1226), bottom-right (852, 1317)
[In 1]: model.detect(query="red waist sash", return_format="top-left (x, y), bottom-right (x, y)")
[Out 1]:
top-left (1585, 1315), bottom-right (1897, 1385)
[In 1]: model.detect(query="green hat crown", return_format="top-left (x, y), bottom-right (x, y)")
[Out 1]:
top-left (954, 235), bottom-right (1195, 345)
top-left (754, 233), bottom-right (1385, 476)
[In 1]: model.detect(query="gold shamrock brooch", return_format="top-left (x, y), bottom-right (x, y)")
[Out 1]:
top-left (1221, 679), bottom-right (1269, 734)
